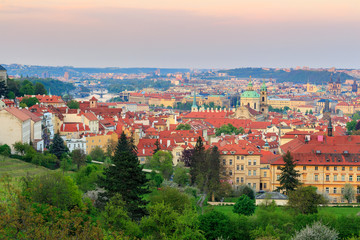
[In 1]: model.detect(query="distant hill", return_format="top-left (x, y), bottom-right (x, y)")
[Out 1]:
top-left (219, 68), bottom-right (357, 84)
top-left (2, 64), bottom-right (191, 77)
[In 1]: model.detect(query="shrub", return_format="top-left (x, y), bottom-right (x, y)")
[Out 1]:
top-left (292, 221), bottom-right (338, 240)
top-left (233, 195), bottom-right (256, 216)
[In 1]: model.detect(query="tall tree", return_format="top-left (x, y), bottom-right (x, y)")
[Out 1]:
top-left (343, 183), bottom-right (355, 203)
top-left (98, 132), bottom-right (149, 221)
top-left (67, 100), bottom-right (80, 109)
top-left (0, 80), bottom-right (8, 98)
top-left (153, 139), bottom-right (161, 154)
top-left (179, 148), bottom-right (194, 167)
top-left (277, 151), bottom-right (301, 194)
top-left (34, 82), bottom-right (47, 95)
top-left (207, 146), bottom-right (222, 201)
top-left (49, 133), bottom-right (69, 163)
top-left (190, 137), bottom-right (205, 185)
top-left (71, 149), bottom-right (86, 171)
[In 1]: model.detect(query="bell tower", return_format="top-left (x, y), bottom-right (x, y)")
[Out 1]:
top-left (260, 80), bottom-right (268, 118)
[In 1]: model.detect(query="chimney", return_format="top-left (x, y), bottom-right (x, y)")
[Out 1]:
top-left (167, 140), bottom-right (171, 147)
top-left (63, 123), bottom-right (65, 131)
top-left (66, 108), bottom-right (68, 114)
top-left (77, 124), bottom-right (79, 131)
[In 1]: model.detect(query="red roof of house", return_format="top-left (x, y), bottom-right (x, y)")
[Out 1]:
top-left (60, 122), bottom-right (90, 132)
top-left (4, 107), bottom-right (31, 122)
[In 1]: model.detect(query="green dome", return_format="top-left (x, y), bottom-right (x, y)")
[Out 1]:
top-left (261, 81), bottom-right (267, 91)
top-left (241, 90), bottom-right (260, 98)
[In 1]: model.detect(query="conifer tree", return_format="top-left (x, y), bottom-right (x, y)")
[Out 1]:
top-left (207, 146), bottom-right (222, 201)
top-left (153, 139), bottom-right (161, 154)
top-left (190, 136), bottom-right (205, 185)
top-left (277, 151), bottom-right (301, 194)
top-left (49, 133), bottom-right (69, 162)
top-left (99, 132), bottom-right (149, 221)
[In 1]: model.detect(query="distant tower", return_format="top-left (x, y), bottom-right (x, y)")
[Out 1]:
top-left (327, 118), bottom-right (333, 137)
top-left (322, 99), bottom-right (331, 121)
top-left (191, 90), bottom-right (198, 112)
top-left (328, 75), bottom-right (334, 94)
top-left (64, 72), bottom-right (70, 81)
top-left (90, 96), bottom-right (98, 108)
top-left (260, 80), bottom-right (268, 118)
top-left (264, 140), bottom-right (270, 151)
top-left (352, 80), bottom-right (358, 93)
top-left (336, 76), bottom-right (342, 95)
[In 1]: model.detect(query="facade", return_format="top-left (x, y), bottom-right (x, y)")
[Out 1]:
top-left (241, 78), bottom-right (260, 111)
top-left (328, 76), bottom-right (342, 95)
top-left (0, 65), bottom-right (7, 85)
top-left (0, 108), bottom-right (31, 152)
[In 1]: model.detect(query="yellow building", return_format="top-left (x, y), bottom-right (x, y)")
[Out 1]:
top-left (85, 132), bottom-right (118, 154)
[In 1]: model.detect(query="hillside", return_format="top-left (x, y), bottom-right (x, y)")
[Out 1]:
top-left (219, 68), bottom-right (356, 84)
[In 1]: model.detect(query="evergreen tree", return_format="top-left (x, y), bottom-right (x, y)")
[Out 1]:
top-left (277, 151), bottom-right (301, 194)
top-left (49, 133), bottom-right (69, 163)
top-left (153, 139), bottom-right (161, 154)
top-left (207, 146), bottom-right (222, 201)
top-left (190, 136), bottom-right (205, 185)
top-left (0, 80), bottom-right (8, 98)
top-left (98, 132), bottom-right (149, 221)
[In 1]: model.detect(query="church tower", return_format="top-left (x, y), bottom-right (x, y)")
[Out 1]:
top-left (336, 76), bottom-right (342, 95)
top-left (191, 90), bottom-right (198, 112)
top-left (328, 75), bottom-right (334, 94)
top-left (260, 80), bottom-right (268, 118)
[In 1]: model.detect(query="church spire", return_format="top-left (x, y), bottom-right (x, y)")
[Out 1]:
top-left (191, 88), bottom-right (198, 112)
top-left (247, 76), bottom-right (254, 91)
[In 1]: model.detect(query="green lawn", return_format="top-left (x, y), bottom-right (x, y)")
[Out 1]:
top-left (0, 157), bottom-right (50, 201)
top-left (205, 204), bottom-right (360, 217)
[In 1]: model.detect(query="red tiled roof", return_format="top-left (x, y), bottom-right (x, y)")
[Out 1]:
top-left (4, 107), bottom-right (31, 122)
top-left (60, 122), bottom-right (90, 132)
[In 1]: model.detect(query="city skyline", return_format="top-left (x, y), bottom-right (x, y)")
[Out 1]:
top-left (1, 0), bottom-right (360, 68)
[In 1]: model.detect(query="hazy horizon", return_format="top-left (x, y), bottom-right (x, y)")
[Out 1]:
top-left (1, 0), bottom-right (359, 69)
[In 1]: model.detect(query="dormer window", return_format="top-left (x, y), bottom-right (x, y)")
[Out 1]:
top-left (222, 151), bottom-right (228, 154)
top-left (230, 151), bottom-right (236, 155)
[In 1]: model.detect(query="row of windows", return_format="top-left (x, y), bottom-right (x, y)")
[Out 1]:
top-left (224, 170), bottom-right (257, 176)
top-left (324, 175), bottom-right (360, 182)
top-left (325, 187), bottom-right (360, 194)
top-left (223, 159), bottom-right (257, 165)
top-left (278, 166), bottom-right (360, 171)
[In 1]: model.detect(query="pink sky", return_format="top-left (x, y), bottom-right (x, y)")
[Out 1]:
top-left (1, 0), bottom-right (359, 68)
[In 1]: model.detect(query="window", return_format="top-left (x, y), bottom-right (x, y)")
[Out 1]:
top-left (341, 188), bottom-right (344, 194)
top-left (315, 175), bottom-right (318, 181)
top-left (277, 175), bottom-right (280, 180)
top-left (277, 166), bottom-right (281, 170)
top-left (333, 188), bottom-right (337, 194)
top-left (325, 187), bottom-right (329, 193)
top-left (350, 167), bottom-right (353, 171)
top-left (315, 166), bottom-right (318, 170)
top-left (229, 159), bottom-right (233, 165)
top-left (264, 171), bottom-right (267, 177)
top-left (248, 183), bottom-right (251, 187)
top-left (326, 166), bottom-right (329, 171)
top-left (236, 177), bottom-right (239, 184)
top-left (341, 175), bottom-right (345, 181)
top-left (253, 183), bottom-right (256, 189)
top-left (237, 156), bottom-right (240, 160)
top-left (229, 170), bottom-right (233, 176)
top-left (237, 165), bottom-right (240, 171)
top-left (350, 175), bottom-right (353, 181)
top-left (223, 159), bottom-right (226, 165)
top-left (358, 167), bottom-right (360, 171)
top-left (241, 165), bottom-right (244, 171)
top-left (248, 160), bottom-right (251, 166)
top-left (241, 156), bottom-right (244, 160)
top-left (176, 152), bottom-right (180, 156)
top-left (357, 175), bottom-right (360, 182)
top-left (253, 160), bottom-right (257, 165)
top-left (253, 170), bottom-right (256, 176)
top-left (334, 166), bottom-right (337, 171)
top-left (334, 175), bottom-right (337, 181)
top-left (326, 175), bottom-right (330, 181)
top-left (264, 183), bottom-right (267, 189)
top-left (223, 171), bottom-right (226, 176)
top-left (303, 166), bottom-right (306, 170)
top-left (241, 177), bottom-right (244, 183)
top-left (357, 187), bottom-right (360, 194)
top-left (248, 170), bottom-right (252, 176)
top-left (342, 167), bottom-right (345, 171)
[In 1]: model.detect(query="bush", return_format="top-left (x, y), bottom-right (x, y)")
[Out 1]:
top-left (150, 187), bottom-right (191, 214)
top-left (292, 221), bottom-right (339, 240)
top-left (234, 184), bottom-right (255, 199)
top-left (233, 195), bottom-right (256, 216)
top-left (0, 144), bottom-right (11, 156)
top-left (199, 210), bottom-right (232, 240)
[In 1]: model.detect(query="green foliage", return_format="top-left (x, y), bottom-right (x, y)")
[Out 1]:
top-left (20, 81), bottom-right (35, 96)
top-left (292, 221), bottom-right (339, 240)
top-left (140, 202), bottom-right (204, 240)
top-left (269, 105), bottom-right (290, 113)
top-left (0, 80), bottom-right (8, 97)
top-left (277, 151), bottom-right (301, 194)
top-left (20, 97), bottom-right (39, 107)
top-left (0, 144), bottom-right (11, 157)
top-left (147, 150), bottom-right (173, 180)
top-left (234, 184), bottom-right (255, 200)
top-left (150, 187), bottom-right (191, 214)
top-left (353, 112), bottom-right (360, 121)
top-left (199, 210), bottom-right (232, 240)
top-left (215, 123), bottom-right (244, 136)
top-left (49, 134), bottom-right (69, 161)
top-left (98, 132), bottom-right (149, 221)
top-left (106, 79), bottom-right (173, 93)
top-left (343, 183), bottom-right (356, 203)
top-left (71, 149), bottom-right (86, 170)
top-left (22, 171), bottom-right (83, 211)
top-left (60, 155), bottom-right (72, 172)
top-left (347, 120), bottom-right (357, 133)
top-left (90, 146), bottom-right (105, 162)
top-left (102, 193), bottom-right (141, 238)
top-left (67, 99), bottom-right (80, 109)
top-left (288, 186), bottom-right (326, 214)
top-left (34, 82), bottom-right (47, 95)
top-left (6, 91), bottom-right (15, 99)
top-left (148, 170), bottom-right (163, 188)
top-left (153, 139), bottom-right (161, 154)
top-left (173, 163), bottom-right (190, 187)
top-left (31, 152), bottom-right (58, 169)
top-left (176, 123), bottom-right (192, 130)
top-left (75, 164), bottom-right (103, 192)
top-left (233, 195), bottom-right (256, 216)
